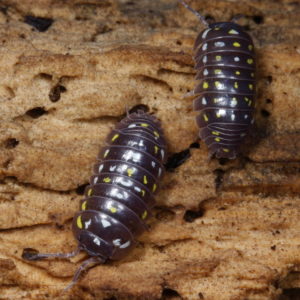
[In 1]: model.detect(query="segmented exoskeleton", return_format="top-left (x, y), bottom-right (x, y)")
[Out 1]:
top-left (23, 111), bottom-right (166, 290)
top-left (179, 0), bottom-right (256, 159)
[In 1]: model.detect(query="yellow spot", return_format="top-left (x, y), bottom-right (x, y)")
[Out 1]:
top-left (216, 111), bottom-right (222, 118)
top-left (203, 114), bottom-right (208, 122)
top-left (248, 100), bottom-right (252, 106)
top-left (77, 216), bottom-right (83, 229)
top-left (214, 27), bottom-right (220, 30)
top-left (234, 82), bottom-right (239, 89)
top-left (81, 201), bottom-right (87, 211)
top-left (223, 148), bottom-right (229, 152)
top-left (110, 206), bottom-right (117, 213)
top-left (152, 184), bottom-right (157, 192)
top-left (215, 81), bottom-right (222, 89)
top-left (203, 81), bottom-right (209, 89)
top-left (216, 55), bottom-right (222, 61)
top-left (251, 72), bottom-right (254, 77)
top-left (141, 189), bottom-right (145, 197)
top-left (142, 211), bottom-right (148, 220)
top-left (111, 134), bottom-right (119, 142)
top-left (87, 188), bottom-right (93, 196)
top-left (214, 69), bottom-right (222, 74)
top-left (248, 45), bottom-right (253, 50)
top-left (244, 97), bottom-right (249, 102)
top-left (215, 137), bottom-right (221, 142)
top-left (141, 123), bottom-right (149, 127)
top-left (248, 84), bottom-right (253, 90)
top-left (233, 42), bottom-right (241, 47)
top-left (212, 131), bottom-right (220, 136)
top-left (103, 149), bottom-right (109, 158)
top-left (154, 145), bottom-right (159, 154)
top-left (103, 177), bottom-right (111, 183)
top-left (127, 168), bottom-right (134, 177)
top-left (235, 71), bottom-right (240, 75)
top-left (247, 58), bottom-right (253, 64)
top-left (143, 175), bottom-right (148, 185)
top-left (231, 97), bottom-right (237, 106)
top-left (154, 131), bottom-right (160, 138)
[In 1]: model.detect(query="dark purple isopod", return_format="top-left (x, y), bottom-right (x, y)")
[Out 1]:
top-left (22, 111), bottom-right (166, 290)
top-left (179, 0), bottom-right (256, 159)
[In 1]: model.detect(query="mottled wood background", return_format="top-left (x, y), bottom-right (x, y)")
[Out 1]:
top-left (0, 0), bottom-right (300, 299)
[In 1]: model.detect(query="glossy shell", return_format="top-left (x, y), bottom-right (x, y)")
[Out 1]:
top-left (72, 112), bottom-right (166, 261)
top-left (193, 22), bottom-right (256, 159)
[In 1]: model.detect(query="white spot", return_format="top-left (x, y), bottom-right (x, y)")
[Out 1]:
top-left (218, 109), bottom-right (226, 116)
top-left (116, 177), bottom-right (132, 187)
top-left (119, 164), bottom-right (128, 172)
top-left (158, 168), bottom-right (162, 177)
top-left (138, 140), bottom-right (144, 146)
top-left (231, 113), bottom-right (236, 121)
top-left (202, 28), bottom-right (210, 39)
top-left (161, 150), bottom-right (164, 159)
top-left (85, 219), bottom-right (92, 229)
top-left (203, 55), bottom-right (207, 63)
top-left (244, 114), bottom-right (249, 119)
top-left (93, 237), bottom-right (101, 246)
top-left (229, 29), bottom-right (239, 35)
top-left (240, 133), bottom-right (246, 137)
top-left (202, 43), bottom-right (207, 51)
top-left (122, 150), bottom-right (142, 163)
top-left (214, 41), bottom-right (225, 47)
top-left (234, 56), bottom-right (240, 62)
top-left (203, 69), bottom-right (208, 76)
top-left (109, 165), bottom-right (116, 172)
top-left (101, 219), bottom-right (111, 228)
top-left (151, 161), bottom-right (156, 168)
top-left (202, 97), bottom-right (207, 105)
top-left (111, 188), bottom-right (128, 200)
top-left (98, 164), bottom-right (104, 172)
top-left (120, 240), bottom-right (131, 249)
top-left (134, 186), bottom-right (141, 193)
top-left (113, 239), bottom-right (121, 246)
top-left (93, 176), bottom-right (98, 184)
top-left (251, 118), bottom-right (254, 124)
top-left (128, 123), bottom-right (136, 128)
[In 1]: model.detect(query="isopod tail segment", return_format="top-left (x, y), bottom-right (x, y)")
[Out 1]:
top-left (22, 246), bottom-right (104, 292)
top-left (179, 0), bottom-right (256, 160)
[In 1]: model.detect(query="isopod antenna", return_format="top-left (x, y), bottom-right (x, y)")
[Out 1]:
top-left (22, 247), bottom-right (81, 261)
top-left (63, 256), bottom-right (104, 292)
top-left (178, 0), bottom-right (209, 27)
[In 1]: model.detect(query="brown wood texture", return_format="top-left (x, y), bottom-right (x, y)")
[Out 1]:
top-left (0, 0), bottom-right (300, 299)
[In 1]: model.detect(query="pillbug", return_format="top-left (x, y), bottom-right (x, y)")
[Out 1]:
top-left (22, 111), bottom-right (166, 290)
top-left (179, 0), bottom-right (256, 159)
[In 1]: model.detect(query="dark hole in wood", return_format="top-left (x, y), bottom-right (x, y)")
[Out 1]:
top-left (76, 183), bottom-right (89, 195)
top-left (266, 99), bottom-right (272, 104)
top-left (267, 75), bottom-right (273, 84)
top-left (5, 138), bottom-right (19, 149)
top-left (24, 16), bottom-right (54, 32)
top-left (280, 288), bottom-right (300, 300)
top-left (165, 149), bottom-right (190, 172)
top-left (261, 109), bottom-right (271, 118)
top-left (190, 142), bottom-right (200, 149)
top-left (49, 84), bottom-right (67, 102)
top-left (128, 104), bottom-right (149, 114)
top-left (252, 15), bottom-right (264, 24)
top-left (26, 107), bottom-right (47, 118)
top-left (162, 288), bottom-right (182, 299)
top-left (184, 209), bottom-right (205, 222)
